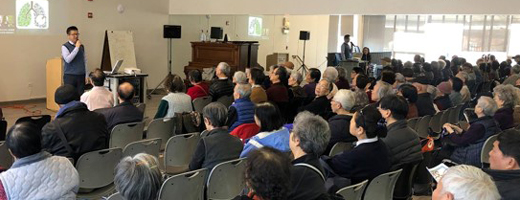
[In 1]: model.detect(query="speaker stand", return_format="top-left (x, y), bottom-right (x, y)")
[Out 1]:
top-left (297, 40), bottom-right (309, 77)
top-left (147, 38), bottom-right (173, 99)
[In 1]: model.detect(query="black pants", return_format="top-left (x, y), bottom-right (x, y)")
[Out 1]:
top-left (63, 74), bottom-right (86, 96)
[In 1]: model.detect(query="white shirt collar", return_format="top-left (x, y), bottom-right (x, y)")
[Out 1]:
top-left (252, 85), bottom-right (262, 88)
top-left (68, 41), bottom-right (75, 45)
top-left (355, 137), bottom-right (378, 147)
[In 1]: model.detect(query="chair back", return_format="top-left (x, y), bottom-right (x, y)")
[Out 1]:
top-left (15, 115), bottom-right (51, 131)
top-left (363, 169), bottom-right (403, 200)
top-left (335, 180), bottom-right (368, 200)
top-left (110, 122), bottom-right (145, 148)
top-left (159, 168), bottom-right (207, 200)
top-left (440, 108), bottom-right (451, 125)
top-left (0, 141), bottom-right (13, 169)
top-left (147, 118), bottom-right (175, 149)
top-left (164, 133), bottom-right (200, 174)
top-left (415, 115), bottom-right (432, 138)
top-left (481, 134), bottom-right (499, 165)
top-left (106, 192), bottom-right (124, 200)
top-left (216, 95), bottom-right (234, 108)
top-left (76, 148), bottom-right (123, 189)
top-left (123, 138), bottom-right (162, 158)
top-left (406, 118), bottom-right (420, 130)
top-left (449, 104), bottom-right (463, 124)
top-left (0, 120), bottom-right (6, 141)
top-left (206, 158), bottom-right (247, 200)
top-left (429, 111), bottom-right (444, 133)
top-left (136, 103), bottom-right (146, 114)
top-left (393, 162), bottom-right (420, 200)
top-left (329, 142), bottom-right (354, 157)
top-left (193, 96), bottom-right (212, 113)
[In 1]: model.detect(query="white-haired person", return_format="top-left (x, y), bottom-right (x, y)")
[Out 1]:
top-left (432, 165), bottom-right (500, 200)
top-left (114, 153), bottom-right (164, 200)
top-left (209, 62), bottom-right (234, 101)
top-left (233, 71), bottom-right (248, 85)
top-left (371, 80), bottom-right (394, 105)
top-left (492, 84), bottom-right (520, 130)
top-left (323, 67), bottom-right (339, 99)
top-left (442, 96), bottom-right (500, 167)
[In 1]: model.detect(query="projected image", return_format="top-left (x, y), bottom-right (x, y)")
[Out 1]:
top-left (16, 0), bottom-right (48, 29)
top-left (248, 16), bottom-right (262, 37)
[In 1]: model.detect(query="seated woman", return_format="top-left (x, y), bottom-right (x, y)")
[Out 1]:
top-left (233, 71), bottom-right (248, 85)
top-left (154, 74), bottom-right (193, 119)
top-left (335, 67), bottom-right (350, 90)
top-left (114, 153), bottom-right (164, 200)
top-left (442, 96), bottom-right (500, 167)
top-left (434, 81), bottom-right (453, 111)
top-left (493, 84), bottom-right (520, 130)
top-left (234, 147), bottom-right (291, 200)
top-left (300, 79), bottom-right (333, 120)
top-left (240, 102), bottom-right (290, 157)
top-left (186, 69), bottom-right (210, 100)
top-left (397, 84), bottom-right (419, 119)
top-left (324, 89), bottom-right (367, 155)
top-left (286, 71), bottom-right (307, 122)
top-left (324, 105), bottom-right (390, 185)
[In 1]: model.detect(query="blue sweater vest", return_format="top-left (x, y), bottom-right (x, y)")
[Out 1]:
top-left (229, 98), bottom-right (255, 131)
top-left (63, 42), bottom-right (86, 75)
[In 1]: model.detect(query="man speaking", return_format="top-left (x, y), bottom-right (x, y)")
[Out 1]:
top-left (61, 26), bottom-right (88, 96)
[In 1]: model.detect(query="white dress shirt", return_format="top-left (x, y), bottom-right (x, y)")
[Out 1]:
top-left (61, 41), bottom-right (88, 77)
top-left (355, 137), bottom-right (379, 147)
top-left (80, 86), bottom-right (114, 110)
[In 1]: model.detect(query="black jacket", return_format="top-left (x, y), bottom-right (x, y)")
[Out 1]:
top-left (189, 128), bottom-right (243, 171)
top-left (416, 93), bottom-right (436, 117)
top-left (95, 101), bottom-right (144, 131)
top-left (209, 78), bottom-right (234, 101)
top-left (381, 120), bottom-right (423, 170)
top-left (289, 154), bottom-right (327, 200)
top-left (301, 96), bottom-right (332, 120)
top-left (325, 115), bottom-right (356, 155)
top-left (41, 102), bottom-right (108, 161)
top-left (484, 169), bottom-right (520, 200)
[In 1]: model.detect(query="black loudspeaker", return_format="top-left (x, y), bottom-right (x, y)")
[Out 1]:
top-left (299, 31), bottom-right (310, 40)
top-left (211, 27), bottom-right (223, 39)
top-left (163, 25), bottom-right (181, 39)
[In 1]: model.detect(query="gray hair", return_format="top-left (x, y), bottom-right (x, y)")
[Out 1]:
top-left (457, 71), bottom-right (469, 82)
top-left (431, 61), bottom-right (439, 70)
top-left (438, 59), bottom-right (446, 68)
top-left (217, 62), bottom-right (231, 77)
top-left (512, 65), bottom-right (520, 74)
top-left (395, 73), bottom-right (405, 83)
top-left (439, 165), bottom-right (500, 200)
top-left (493, 84), bottom-right (520, 108)
top-left (323, 67), bottom-right (339, 82)
top-left (333, 89), bottom-right (357, 111)
top-left (477, 96), bottom-right (498, 117)
top-left (114, 153), bottom-right (164, 200)
top-left (404, 61), bottom-right (413, 68)
top-left (233, 71), bottom-right (248, 84)
top-left (290, 71), bottom-right (304, 85)
top-left (375, 81), bottom-right (394, 101)
top-left (292, 111), bottom-right (331, 155)
top-left (235, 83), bottom-right (252, 98)
top-left (336, 67), bottom-right (348, 80)
top-left (202, 102), bottom-right (228, 127)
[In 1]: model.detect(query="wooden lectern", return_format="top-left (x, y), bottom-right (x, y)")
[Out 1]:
top-left (184, 41), bottom-right (259, 76)
top-left (46, 57), bottom-right (63, 111)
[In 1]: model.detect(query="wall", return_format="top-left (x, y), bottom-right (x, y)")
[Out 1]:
top-left (168, 15), bottom-right (330, 78)
top-left (169, 0), bottom-right (520, 15)
top-left (363, 15), bottom-right (387, 52)
top-left (0, 0), bottom-right (169, 102)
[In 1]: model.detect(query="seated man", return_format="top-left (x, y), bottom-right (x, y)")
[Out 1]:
top-left (189, 102), bottom-right (243, 171)
top-left (227, 83), bottom-right (255, 132)
top-left (266, 66), bottom-right (290, 104)
top-left (300, 79), bottom-right (333, 120)
top-left (0, 122), bottom-right (79, 199)
top-left (378, 95), bottom-right (423, 170)
top-left (42, 85), bottom-right (108, 162)
top-left (485, 129), bottom-right (520, 199)
top-left (412, 76), bottom-right (436, 117)
top-left (432, 165), bottom-right (500, 200)
top-left (96, 82), bottom-right (144, 131)
top-left (209, 62), bottom-right (234, 101)
top-left (288, 111), bottom-right (330, 200)
top-left (80, 69), bottom-right (114, 110)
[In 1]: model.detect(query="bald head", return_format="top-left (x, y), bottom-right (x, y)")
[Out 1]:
top-left (118, 82), bottom-right (135, 102)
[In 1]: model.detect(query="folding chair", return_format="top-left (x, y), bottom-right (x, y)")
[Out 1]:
top-left (449, 104), bottom-right (463, 124)
top-left (440, 108), bottom-right (451, 125)
top-left (76, 148), bottom-right (123, 199)
top-left (0, 141), bottom-right (13, 169)
top-left (15, 115), bottom-right (51, 131)
top-left (393, 161), bottom-right (420, 200)
top-left (159, 168), bottom-right (207, 200)
top-left (407, 118), bottom-right (420, 130)
top-left (363, 169), bottom-right (403, 200)
top-left (216, 95), bottom-right (234, 108)
top-left (146, 118), bottom-right (175, 149)
top-left (206, 158), bottom-right (247, 200)
top-left (164, 133), bottom-right (200, 174)
top-left (123, 138), bottom-right (162, 158)
top-left (106, 192), bottom-right (123, 200)
top-left (193, 96), bottom-right (212, 113)
top-left (481, 134), bottom-right (499, 166)
top-left (329, 142), bottom-right (354, 157)
top-left (429, 111), bottom-right (444, 133)
top-left (415, 115), bottom-right (432, 138)
top-left (335, 180), bottom-right (368, 200)
top-left (109, 122), bottom-right (145, 148)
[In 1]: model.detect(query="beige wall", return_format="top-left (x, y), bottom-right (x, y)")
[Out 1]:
top-left (0, 0), bottom-right (169, 102)
top-left (168, 15), bottom-right (330, 78)
top-left (169, 0), bottom-right (520, 15)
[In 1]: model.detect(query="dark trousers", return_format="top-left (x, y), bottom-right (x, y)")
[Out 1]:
top-left (63, 74), bottom-right (86, 96)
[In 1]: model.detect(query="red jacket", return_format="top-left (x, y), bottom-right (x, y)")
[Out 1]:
top-left (187, 82), bottom-right (210, 100)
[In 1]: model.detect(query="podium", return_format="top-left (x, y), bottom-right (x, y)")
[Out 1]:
top-left (46, 57), bottom-right (63, 111)
top-left (184, 41), bottom-right (259, 76)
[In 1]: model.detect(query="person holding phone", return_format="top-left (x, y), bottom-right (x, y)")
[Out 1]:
top-left (62, 26), bottom-right (88, 96)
